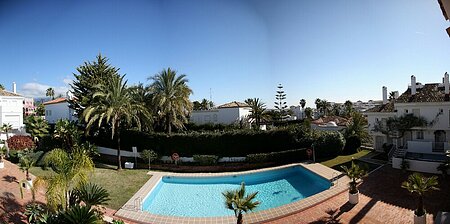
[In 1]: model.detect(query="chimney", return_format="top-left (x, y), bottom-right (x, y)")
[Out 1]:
top-left (411, 75), bottom-right (416, 95)
top-left (382, 86), bottom-right (388, 104)
top-left (12, 82), bottom-right (16, 93)
top-left (445, 72), bottom-right (449, 94)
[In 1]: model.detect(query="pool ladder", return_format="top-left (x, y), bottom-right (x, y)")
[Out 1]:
top-left (331, 172), bottom-right (339, 187)
top-left (134, 197), bottom-right (142, 211)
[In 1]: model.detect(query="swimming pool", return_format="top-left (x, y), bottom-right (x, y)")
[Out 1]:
top-left (141, 165), bottom-right (331, 217)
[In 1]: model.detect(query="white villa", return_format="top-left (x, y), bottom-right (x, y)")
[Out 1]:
top-left (365, 73), bottom-right (450, 173)
top-left (189, 101), bottom-right (251, 125)
top-left (43, 97), bottom-right (77, 124)
top-left (0, 82), bottom-right (24, 130)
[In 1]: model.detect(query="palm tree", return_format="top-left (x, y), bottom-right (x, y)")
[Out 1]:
top-left (344, 100), bottom-right (353, 117)
top-left (54, 119), bottom-right (81, 151)
top-left (341, 159), bottom-right (367, 194)
top-left (247, 98), bottom-right (267, 127)
top-left (24, 116), bottom-right (49, 143)
top-left (343, 112), bottom-right (370, 143)
top-left (300, 99), bottom-right (306, 109)
top-left (84, 75), bottom-right (151, 170)
top-left (223, 182), bottom-right (260, 224)
top-left (41, 146), bottom-right (95, 211)
top-left (72, 183), bottom-right (110, 208)
top-left (304, 107), bottom-right (313, 120)
top-left (148, 68), bottom-right (193, 134)
top-left (402, 173), bottom-right (439, 217)
top-left (389, 91), bottom-right (397, 101)
top-left (19, 154), bottom-right (36, 181)
top-left (46, 88), bottom-right (55, 100)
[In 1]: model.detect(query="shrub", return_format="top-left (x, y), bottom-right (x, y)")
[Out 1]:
top-left (246, 153), bottom-right (271, 163)
top-left (246, 149), bottom-right (307, 163)
top-left (314, 131), bottom-right (345, 158)
top-left (6, 135), bottom-right (35, 151)
top-left (193, 155), bottom-right (219, 165)
top-left (343, 135), bottom-right (361, 154)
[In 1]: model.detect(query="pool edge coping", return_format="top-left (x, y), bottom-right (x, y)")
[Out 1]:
top-left (115, 162), bottom-right (350, 224)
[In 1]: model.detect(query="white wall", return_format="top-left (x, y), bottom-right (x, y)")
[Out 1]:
top-left (392, 157), bottom-right (442, 174)
top-left (0, 96), bottom-right (24, 129)
top-left (44, 102), bottom-right (77, 124)
top-left (395, 102), bottom-right (450, 130)
top-left (190, 107), bottom-right (251, 125)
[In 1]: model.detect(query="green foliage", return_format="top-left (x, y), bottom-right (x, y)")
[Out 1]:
top-left (46, 88), bottom-right (55, 100)
top-left (373, 114), bottom-right (427, 138)
top-left (341, 160), bottom-right (368, 194)
top-left (343, 112), bottom-right (370, 143)
top-left (148, 67), bottom-right (193, 133)
top-left (0, 145), bottom-right (6, 162)
top-left (274, 84), bottom-right (288, 120)
top-left (437, 162), bottom-right (450, 176)
top-left (343, 135), bottom-right (361, 154)
top-left (192, 98), bottom-right (214, 110)
top-left (315, 98), bottom-right (332, 117)
top-left (72, 183), bottom-right (110, 208)
top-left (223, 182), bottom-right (260, 224)
top-left (35, 104), bottom-right (45, 116)
top-left (193, 154), bottom-right (219, 165)
top-left (112, 219), bottom-right (125, 224)
top-left (402, 173), bottom-right (439, 216)
top-left (140, 149), bottom-right (158, 169)
top-left (24, 202), bottom-right (49, 224)
top-left (20, 153), bottom-right (36, 181)
top-left (53, 119), bottom-right (82, 151)
top-left (61, 204), bottom-right (100, 224)
top-left (246, 149), bottom-right (307, 163)
top-left (245, 98), bottom-right (269, 127)
top-left (25, 116), bottom-right (49, 142)
top-left (314, 131), bottom-right (345, 158)
top-left (70, 54), bottom-right (121, 123)
top-left (6, 135), bottom-right (35, 150)
top-left (401, 159), bottom-right (410, 171)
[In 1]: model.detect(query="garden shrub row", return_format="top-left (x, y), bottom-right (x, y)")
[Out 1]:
top-left (246, 148), bottom-right (308, 163)
top-left (193, 155), bottom-right (219, 165)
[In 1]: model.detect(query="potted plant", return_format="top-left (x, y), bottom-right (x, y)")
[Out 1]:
top-left (0, 146), bottom-right (6, 169)
top-left (222, 182), bottom-right (260, 224)
top-left (19, 154), bottom-right (36, 189)
top-left (341, 159), bottom-right (367, 204)
top-left (401, 158), bottom-right (410, 172)
top-left (437, 162), bottom-right (449, 178)
top-left (402, 173), bottom-right (439, 224)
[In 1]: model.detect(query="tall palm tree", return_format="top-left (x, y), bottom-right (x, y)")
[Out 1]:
top-left (84, 75), bottom-right (151, 170)
top-left (402, 173), bottom-right (439, 217)
top-left (148, 68), bottom-right (193, 134)
top-left (40, 146), bottom-right (95, 211)
top-left (344, 112), bottom-right (370, 142)
top-left (223, 182), bottom-right (260, 224)
top-left (344, 100), bottom-right (353, 117)
top-left (46, 88), bottom-right (55, 100)
top-left (304, 107), bottom-right (313, 120)
top-left (247, 98), bottom-right (267, 127)
top-left (300, 99), bottom-right (306, 109)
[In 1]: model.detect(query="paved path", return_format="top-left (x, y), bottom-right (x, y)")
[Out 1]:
top-left (0, 160), bottom-right (46, 224)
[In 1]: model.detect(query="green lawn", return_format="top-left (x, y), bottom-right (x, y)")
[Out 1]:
top-left (319, 149), bottom-right (371, 168)
top-left (30, 165), bottom-right (150, 210)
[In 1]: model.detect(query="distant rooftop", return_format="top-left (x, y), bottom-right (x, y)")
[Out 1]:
top-left (395, 83), bottom-right (449, 103)
top-left (43, 97), bottom-right (67, 105)
top-left (0, 89), bottom-right (22, 97)
top-left (217, 101), bottom-right (250, 108)
top-left (365, 101), bottom-right (395, 113)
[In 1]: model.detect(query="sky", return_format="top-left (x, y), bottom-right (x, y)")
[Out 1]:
top-left (0, 0), bottom-right (449, 108)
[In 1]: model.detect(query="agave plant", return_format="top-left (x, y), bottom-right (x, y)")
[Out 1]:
top-left (222, 182), bottom-right (260, 224)
top-left (401, 173), bottom-right (439, 217)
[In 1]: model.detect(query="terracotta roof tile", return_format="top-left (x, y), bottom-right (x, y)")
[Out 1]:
top-left (43, 98), bottom-right (67, 105)
top-left (312, 116), bottom-right (350, 126)
top-left (217, 101), bottom-right (250, 108)
top-left (365, 101), bottom-right (395, 113)
top-left (0, 90), bottom-right (22, 97)
top-left (395, 83), bottom-right (448, 103)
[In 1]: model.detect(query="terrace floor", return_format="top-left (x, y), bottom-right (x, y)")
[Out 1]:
top-left (0, 160), bottom-right (46, 223)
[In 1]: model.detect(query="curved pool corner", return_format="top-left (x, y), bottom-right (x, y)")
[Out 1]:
top-left (115, 163), bottom-right (350, 224)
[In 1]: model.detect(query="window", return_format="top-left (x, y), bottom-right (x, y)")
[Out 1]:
top-left (404, 109), bottom-right (409, 114)
top-left (416, 131), bottom-right (424, 140)
top-left (45, 110), bottom-right (52, 116)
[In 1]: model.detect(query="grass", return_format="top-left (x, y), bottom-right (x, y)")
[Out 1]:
top-left (29, 165), bottom-right (150, 210)
top-left (319, 149), bottom-right (371, 168)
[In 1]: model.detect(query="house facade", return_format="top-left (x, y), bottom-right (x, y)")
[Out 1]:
top-left (189, 101), bottom-right (251, 125)
top-left (23, 97), bottom-right (35, 116)
top-left (43, 98), bottom-right (77, 124)
top-left (0, 83), bottom-right (25, 130)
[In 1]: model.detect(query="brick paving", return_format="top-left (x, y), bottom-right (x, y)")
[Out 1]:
top-left (0, 160), bottom-right (46, 224)
top-left (267, 165), bottom-right (450, 224)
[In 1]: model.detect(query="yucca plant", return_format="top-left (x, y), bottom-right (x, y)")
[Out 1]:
top-left (341, 160), bottom-right (367, 194)
top-left (222, 182), bottom-right (260, 224)
top-left (402, 173), bottom-right (439, 217)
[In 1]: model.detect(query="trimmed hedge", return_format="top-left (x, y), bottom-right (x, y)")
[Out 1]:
top-left (193, 155), bottom-right (219, 165)
top-left (246, 148), bottom-right (307, 163)
top-left (314, 131), bottom-right (345, 157)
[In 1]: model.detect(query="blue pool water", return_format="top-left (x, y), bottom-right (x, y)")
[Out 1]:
top-left (142, 166), bottom-right (331, 217)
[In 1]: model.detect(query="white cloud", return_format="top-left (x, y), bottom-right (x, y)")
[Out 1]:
top-left (63, 78), bottom-right (73, 85)
top-left (20, 82), bottom-right (69, 98)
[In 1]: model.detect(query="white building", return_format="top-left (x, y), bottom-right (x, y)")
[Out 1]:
top-left (365, 73), bottom-right (450, 173)
top-left (353, 100), bottom-right (384, 112)
top-left (43, 98), bottom-right (77, 124)
top-left (290, 106), bottom-right (305, 120)
top-left (0, 82), bottom-right (24, 130)
top-left (190, 101), bottom-right (251, 125)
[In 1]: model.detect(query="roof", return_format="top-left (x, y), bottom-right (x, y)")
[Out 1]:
top-left (365, 101), bottom-right (395, 113)
top-left (311, 116), bottom-right (350, 126)
top-left (0, 89), bottom-right (22, 97)
top-left (43, 98), bottom-right (68, 105)
top-left (395, 83), bottom-right (449, 104)
top-left (217, 101), bottom-right (250, 108)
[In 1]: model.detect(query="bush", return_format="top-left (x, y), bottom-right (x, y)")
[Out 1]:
top-left (246, 149), bottom-right (307, 163)
top-left (343, 135), bottom-right (361, 154)
top-left (6, 135), bottom-right (35, 151)
top-left (314, 131), bottom-right (345, 158)
top-left (193, 155), bottom-right (219, 165)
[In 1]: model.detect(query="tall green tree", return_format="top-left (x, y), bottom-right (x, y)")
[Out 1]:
top-left (223, 182), bottom-right (260, 224)
top-left (53, 119), bottom-right (82, 151)
top-left (300, 99), bottom-right (306, 109)
top-left (344, 112), bottom-right (370, 142)
top-left (84, 75), bottom-right (151, 170)
top-left (344, 100), bottom-right (353, 117)
top-left (274, 84), bottom-right (287, 121)
top-left (247, 98), bottom-right (267, 127)
top-left (46, 88), bottom-right (55, 100)
top-left (304, 107), bottom-right (313, 119)
top-left (70, 54), bottom-right (121, 122)
top-left (148, 68), bottom-right (193, 134)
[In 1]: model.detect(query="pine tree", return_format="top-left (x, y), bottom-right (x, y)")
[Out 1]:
top-left (274, 84), bottom-right (287, 121)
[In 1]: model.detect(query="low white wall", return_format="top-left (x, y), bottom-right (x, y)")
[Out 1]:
top-left (407, 141), bottom-right (432, 153)
top-left (392, 157), bottom-right (442, 174)
top-left (98, 146), bottom-right (247, 163)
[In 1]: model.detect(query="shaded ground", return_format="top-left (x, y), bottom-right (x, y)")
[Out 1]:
top-left (0, 160), bottom-right (46, 224)
top-left (268, 165), bottom-right (450, 224)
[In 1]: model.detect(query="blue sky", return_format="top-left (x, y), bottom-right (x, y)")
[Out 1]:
top-left (0, 0), bottom-right (449, 108)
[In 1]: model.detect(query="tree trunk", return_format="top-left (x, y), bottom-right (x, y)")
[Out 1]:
top-left (417, 195), bottom-right (424, 216)
top-left (117, 128), bottom-right (122, 170)
top-left (167, 116), bottom-right (171, 134)
top-left (237, 213), bottom-right (243, 224)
